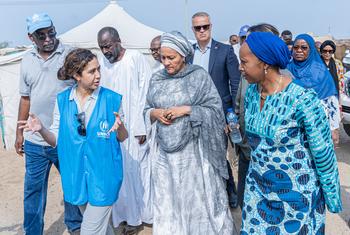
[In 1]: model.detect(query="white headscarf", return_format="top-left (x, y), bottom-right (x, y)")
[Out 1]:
top-left (161, 31), bottom-right (194, 63)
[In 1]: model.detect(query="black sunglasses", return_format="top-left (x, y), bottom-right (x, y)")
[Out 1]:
top-left (293, 45), bottom-right (309, 51)
top-left (193, 24), bottom-right (210, 32)
top-left (33, 30), bottom-right (57, 41)
top-left (76, 112), bottom-right (86, 136)
top-left (322, 49), bottom-right (334, 54)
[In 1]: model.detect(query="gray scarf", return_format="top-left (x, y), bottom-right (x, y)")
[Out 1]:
top-left (144, 64), bottom-right (228, 179)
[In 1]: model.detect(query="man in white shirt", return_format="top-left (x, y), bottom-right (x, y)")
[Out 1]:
top-left (97, 27), bottom-right (153, 230)
top-left (229, 34), bottom-right (239, 46)
top-left (149, 35), bottom-right (164, 74)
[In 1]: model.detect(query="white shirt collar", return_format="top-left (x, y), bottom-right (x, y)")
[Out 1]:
top-left (195, 39), bottom-right (212, 52)
top-left (69, 84), bottom-right (100, 101)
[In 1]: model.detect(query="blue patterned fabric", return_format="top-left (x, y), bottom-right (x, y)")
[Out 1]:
top-left (246, 32), bottom-right (291, 69)
top-left (287, 34), bottom-right (337, 99)
top-left (241, 82), bottom-right (342, 234)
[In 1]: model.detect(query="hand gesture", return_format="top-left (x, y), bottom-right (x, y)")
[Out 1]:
top-left (136, 135), bottom-right (146, 145)
top-left (224, 123), bottom-right (240, 135)
top-left (150, 108), bottom-right (172, 125)
top-left (331, 129), bottom-right (340, 148)
top-left (163, 106), bottom-right (191, 121)
top-left (108, 112), bottom-right (123, 133)
top-left (224, 124), bottom-right (231, 135)
top-left (17, 113), bottom-right (43, 134)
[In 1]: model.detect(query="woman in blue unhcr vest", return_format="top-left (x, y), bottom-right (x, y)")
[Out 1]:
top-left (18, 48), bottom-right (127, 235)
top-left (239, 32), bottom-right (342, 234)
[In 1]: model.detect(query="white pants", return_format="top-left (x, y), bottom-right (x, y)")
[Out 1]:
top-left (79, 203), bottom-right (114, 235)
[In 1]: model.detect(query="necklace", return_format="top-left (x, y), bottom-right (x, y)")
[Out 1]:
top-left (260, 74), bottom-right (283, 100)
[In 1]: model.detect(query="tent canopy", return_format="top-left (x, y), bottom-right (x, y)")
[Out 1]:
top-left (59, 0), bottom-right (163, 50)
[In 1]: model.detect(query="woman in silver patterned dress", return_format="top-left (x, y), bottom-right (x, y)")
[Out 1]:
top-left (143, 31), bottom-right (236, 235)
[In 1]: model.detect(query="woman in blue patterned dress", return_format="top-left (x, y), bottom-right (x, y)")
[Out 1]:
top-left (239, 32), bottom-right (342, 234)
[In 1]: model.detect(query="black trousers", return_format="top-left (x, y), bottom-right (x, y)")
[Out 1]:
top-left (236, 150), bottom-right (250, 209)
top-left (226, 160), bottom-right (237, 194)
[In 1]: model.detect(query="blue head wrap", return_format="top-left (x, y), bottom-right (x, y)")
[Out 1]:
top-left (287, 34), bottom-right (337, 99)
top-left (245, 32), bottom-right (291, 69)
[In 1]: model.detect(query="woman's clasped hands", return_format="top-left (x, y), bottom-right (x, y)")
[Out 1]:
top-left (150, 106), bottom-right (191, 125)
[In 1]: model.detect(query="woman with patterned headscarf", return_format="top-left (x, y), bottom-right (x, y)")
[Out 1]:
top-left (288, 34), bottom-right (341, 146)
top-left (240, 32), bottom-right (341, 234)
top-left (144, 31), bottom-right (236, 234)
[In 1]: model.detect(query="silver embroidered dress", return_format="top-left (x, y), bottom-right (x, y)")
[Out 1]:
top-left (144, 64), bottom-right (236, 235)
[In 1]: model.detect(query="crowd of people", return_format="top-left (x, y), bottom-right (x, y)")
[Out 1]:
top-left (14, 10), bottom-right (345, 235)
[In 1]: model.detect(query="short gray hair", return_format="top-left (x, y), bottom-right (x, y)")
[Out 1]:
top-left (151, 35), bottom-right (161, 44)
top-left (192, 11), bottom-right (210, 19)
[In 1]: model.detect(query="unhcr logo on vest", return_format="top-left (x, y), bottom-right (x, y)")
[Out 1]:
top-left (97, 120), bottom-right (110, 139)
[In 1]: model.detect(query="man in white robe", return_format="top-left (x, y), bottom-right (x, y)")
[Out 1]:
top-left (97, 27), bottom-right (153, 228)
top-left (149, 35), bottom-right (164, 74)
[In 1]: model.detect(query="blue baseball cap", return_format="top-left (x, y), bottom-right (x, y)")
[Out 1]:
top-left (26, 13), bottom-right (53, 34)
top-left (239, 25), bottom-right (250, 37)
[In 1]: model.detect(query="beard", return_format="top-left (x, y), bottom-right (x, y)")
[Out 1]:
top-left (42, 43), bottom-right (56, 52)
top-left (38, 39), bottom-right (57, 53)
top-left (104, 47), bottom-right (120, 64)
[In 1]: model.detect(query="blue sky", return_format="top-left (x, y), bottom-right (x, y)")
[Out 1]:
top-left (1, 0), bottom-right (349, 46)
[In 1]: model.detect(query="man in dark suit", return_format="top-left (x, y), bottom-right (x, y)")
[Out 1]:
top-left (190, 11), bottom-right (241, 208)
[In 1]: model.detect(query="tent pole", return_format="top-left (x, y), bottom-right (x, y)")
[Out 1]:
top-left (185, 0), bottom-right (189, 38)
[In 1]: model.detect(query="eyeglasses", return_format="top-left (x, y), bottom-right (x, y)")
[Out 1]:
top-left (293, 45), bottom-right (309, 51)
top-left (76, 112), bottom-right (86, 136)
top-left (193, 24), bottom-right (210, 32)
top-left (150, 47), bottom-right (160, 53)
top-left (33, 30), bottom-right (57, 41)
top-left (322, 49), bottom-right (334, 54)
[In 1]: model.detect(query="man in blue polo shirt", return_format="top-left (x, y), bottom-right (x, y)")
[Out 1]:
top-left (15, 13), bottom-right (82, 235)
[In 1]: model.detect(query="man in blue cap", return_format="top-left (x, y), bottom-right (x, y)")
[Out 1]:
top-left (15, 13), bottom-right (82, 235)
top-left (239, 24), bottom-right (250, 45)
top-left (231, 25), bottom-right (250, 64)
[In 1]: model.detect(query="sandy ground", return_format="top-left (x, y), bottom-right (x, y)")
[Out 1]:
top-left (0, 129), bottom-right (350, 235)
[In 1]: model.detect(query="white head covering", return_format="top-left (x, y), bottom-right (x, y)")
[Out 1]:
top-left (161, 31), bottom-right (194, 63)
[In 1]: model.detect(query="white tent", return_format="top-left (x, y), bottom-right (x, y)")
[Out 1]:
top-left (60, 0), bottom-right (163, 51)
top-left (0, 51), bottom-right (28, 149)
top-left (0, 0), bottom-right (163, 150)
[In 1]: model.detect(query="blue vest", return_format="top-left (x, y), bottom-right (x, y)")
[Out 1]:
top-left (57, 87), bottom-right (123, 206)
